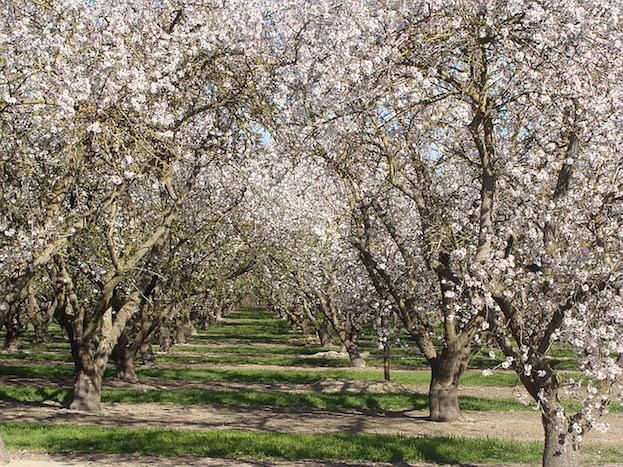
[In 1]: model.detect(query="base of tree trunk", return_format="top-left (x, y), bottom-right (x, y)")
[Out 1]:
top-left (140, 344), bottom-right (156, 365)
top-left (318, 328), bottom-right (333, 347)
top-left (69, 372), bottom-right (102, 411)
top-left (350, 357), bottom-right (366, 368)
top-left (115, 367), bottom-right (138, 382)
top-left (2, 339), bottom-right (18, 351)
top-left (542, 415), bottom-right (580, 467)
top-left (34, 326), bottom-right (50, 344)
top-left (428, 377), bottom-right (463, 422)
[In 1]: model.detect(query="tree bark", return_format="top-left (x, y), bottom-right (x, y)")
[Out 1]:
top-left (383, 343), bottom-right (391, 382)
top-left (158, 320), bottom-right (172, 353)
top-left (173, 311), bottom-right (195, 344)
top-left (111, 333), bottom-right (138, 382)
top-left (542, 410), bottom-right (580, 467)
top-left (71, 368), bottom-right (104, 411)
top-left (317, 320), bottom-right (333, 347)
top-left (2, 310), bottom-right (26, 350)
top-left (428, 349), bottom-right (469, 422)
top-left (3, 323), bottom-right (20, 350)
top-left (140, 343), bottom-right (156, 365)
top-left (342, 338), bottom-right (365, 367)
top-left (25, 283), bottom-right (52, 344)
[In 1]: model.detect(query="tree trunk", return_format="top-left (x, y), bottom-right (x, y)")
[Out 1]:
top-left (3, 325), bottom-right (20, 350)
top-left (70, 365), bottom-right (103, 411)
top-left (198, 311), bottom-right (211, 330)
top-left (383, 343), bottom-right (391, 382)
top-left (542, 413), bottom-right (580, 467)
top-left (343, 340), bottom-right (365, 367)
top-left (318, 319), bottom-right (333, 347)
top-left (33, 318), bottom-right (50, 344)
top-left (111, 334), bottom-right (138, 382)
top-left (113, 350), bottom-right (138, 382)
top-left (173, 311), bottom-right (195, 344)
top-left (159, 321), bottom-right (172, 352)
top-left (26, 283), bottom-right (52, 344)
top-left (140, 343), bottom-right (156, 365)
top-left (428, 350), bottom-right (469, 422)
top-left (2, 311), bottom-right (26, 350)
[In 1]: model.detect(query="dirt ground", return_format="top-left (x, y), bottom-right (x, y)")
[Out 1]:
top-left (2, 372), bottom-right (623, 467)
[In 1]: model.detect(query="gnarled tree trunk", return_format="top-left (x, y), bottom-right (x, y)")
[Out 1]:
top-left (140, 343), bottom-right (156, 365)
top-left (532, 382), bottom-right (582, 467)
top-left (71, 364), bottom-right (104, 411)
top-left (111, 333), bottom-right (138, 382)
top-left (428, 348), bottom-right (470, 422)
top-left (26, 282), bottom-right (52, 344)
top-left (317, 319), bottom-right (333, 347)
top-left (2, 309), bottom-right (26, 350)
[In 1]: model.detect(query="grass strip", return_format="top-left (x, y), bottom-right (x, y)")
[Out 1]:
top-left (0, 352), bottom-right (72, 363)
top-left (156, 354), bottom-right (355, 368)
top-left (0, 363), bottom-right (569, 388)
top-left (0, 422), bottom-right (545, 464)
top-left (5, 385), bottom-right (620, 413)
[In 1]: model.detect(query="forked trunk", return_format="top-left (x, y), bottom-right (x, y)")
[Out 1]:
top-left (173, 312), bottom-right (195, 344)
top-left (27, 284), bottom-right (52, 344)
top-left (33, 320), bottom-right (50, 344)
top-left (297, 318), bottom-right (309, 335)
top-left (541, 408), bottom-right (580, 467)
top-left (428, 350), bottom-right (468, 422)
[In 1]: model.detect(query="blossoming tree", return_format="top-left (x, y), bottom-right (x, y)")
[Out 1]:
top-left (1, 0), bottom-right (271, 410)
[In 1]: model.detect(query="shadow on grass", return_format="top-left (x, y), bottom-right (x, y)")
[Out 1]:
top-left (1, 424), bottom-right (544, 465)
top-left (102, 388), bottom-right (430, 411)
top-left (0, 386), bottom-right (71, 405)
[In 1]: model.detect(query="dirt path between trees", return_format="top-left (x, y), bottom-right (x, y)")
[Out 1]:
top-left (2, 372), bottom-right (623, 467)
top-left (2, 399), bottom-right (623, 467)
top-left (2, 399), bottom-right (623, 446)
top-left (2, 342), bottom-right (622, 467)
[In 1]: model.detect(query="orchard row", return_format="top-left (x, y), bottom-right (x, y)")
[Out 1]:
top-left (1, 1), bottom-right (622, 466)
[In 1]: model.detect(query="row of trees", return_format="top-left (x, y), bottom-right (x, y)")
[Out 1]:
top-left (1, 1), bottom-right (622, 466)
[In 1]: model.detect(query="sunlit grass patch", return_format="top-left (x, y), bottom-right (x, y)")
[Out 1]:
top-left (0, 423), bottom-right (548, 464)
top-left (0, 351), bottom-right (72, 363)
top-left (0, 362), bottom-right (528, 387)
top-left (6, 384), bottom-right (619, 413)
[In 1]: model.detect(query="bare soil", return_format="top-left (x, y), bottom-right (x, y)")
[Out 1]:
top-left (2, 370), bottom-right (623, 467)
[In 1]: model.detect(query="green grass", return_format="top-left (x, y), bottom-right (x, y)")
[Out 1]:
top-left (156, 354), bottom-right (354, 367)
top-left (0, 352), bottom-right (72, 363)
top-left (0, 422), bottom-right (547, 464)
top-left (0, 363), bottom-right (74, 378)
top-left (137, 366), bottom-right (525, 387)
top-left (172, 343), bottom-right (334, 356)
top-left (0, 362), bottom-right (527, 387)
top-left (192, 310), bottom-right (302, 343)
top-left (5, 385), bottom-right (619, 413)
